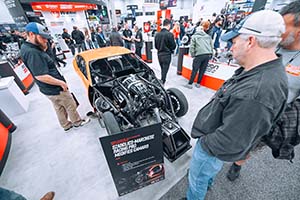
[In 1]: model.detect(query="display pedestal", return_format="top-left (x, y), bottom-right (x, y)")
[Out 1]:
top-left (182, 55), bottom-right (238, 90)
top-left (0, 61), bottom-right (34, 95)
top-left (0, 76), bottom-right (29, 118)
top-left (144, 41), bottom-right (153, 63)
top-left (177, 46), bottom-right (189, 75)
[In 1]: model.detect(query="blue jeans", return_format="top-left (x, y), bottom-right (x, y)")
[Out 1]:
top-left (187, 139), bottom-right (223, 200)
top-left (0, 187), bottom-right (27, 200)
top-left (212, 26), bottom-right (221, 49)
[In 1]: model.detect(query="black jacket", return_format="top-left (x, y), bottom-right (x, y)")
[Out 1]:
top-left (71, 29), bottom-right (85, 44)
top-left (109, 31), bottom-right (123, 46)
top-left (62, 32), bottom-right (73, 45)
top-left (96, 32), bottom-right (107, 47)
top-left (134, 29), bottom-right (143, 48)
top-left (154, 28), bottom-right (176, 55)
top-left (191, 57), bottom-right (288, 162)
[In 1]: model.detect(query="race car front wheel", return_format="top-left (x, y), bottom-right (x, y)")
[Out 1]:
top-left (167, 88), bottom-right (189, 117)
top-left (102, 111), bottom-right (121, 135)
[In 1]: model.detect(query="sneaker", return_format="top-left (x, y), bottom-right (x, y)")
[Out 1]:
top-left (227, 163), bottom-right (241, 182)
top-left (64, 125), bottom-right (73, 132)
top-left (195, 83), bottom-right (201, 88)
top-left (40, 191), bottom-right (55, 200)
top-left (74, 118), bottom-right (91, 127)
top-left (184, 84), bottom-right (193, 89)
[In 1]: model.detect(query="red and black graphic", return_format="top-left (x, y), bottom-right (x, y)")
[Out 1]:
top-left (100, 123), bottom-right (164, 196)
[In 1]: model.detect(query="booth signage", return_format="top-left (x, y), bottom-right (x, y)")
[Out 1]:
top-left (100, 123), bottom-right (164, 196)
top-left (31, 2), bottom-right (97, 12)
top-left (143, 22), bottom-right (151, 33)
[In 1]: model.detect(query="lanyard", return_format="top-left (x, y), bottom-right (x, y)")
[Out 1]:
top-left (276, 47), bottom-right (300, 66)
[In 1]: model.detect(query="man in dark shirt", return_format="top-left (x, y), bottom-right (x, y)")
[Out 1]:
top-left (109, 26), bottom-right (123, 47)
top-left (122, 23), bottom-right (133, 50)
top-left (71, 26), bottom-right (86, 53)
top-left (132, 25), bottom-right (143, 58)
top-left (20, 22), bottom-right (89, 132)
top-left (154, 19), bottom-right (176, 84)
top-left (62, 28), bottom-right (75, 55)
top-left (186, 10), bottom-right (288, 200)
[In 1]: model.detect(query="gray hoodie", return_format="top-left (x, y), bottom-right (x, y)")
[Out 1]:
top-left (189, 30), bottom-right (213, 57)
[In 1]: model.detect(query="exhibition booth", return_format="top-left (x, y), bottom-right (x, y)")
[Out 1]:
top-left (1, 0), bottom-right (292, 199)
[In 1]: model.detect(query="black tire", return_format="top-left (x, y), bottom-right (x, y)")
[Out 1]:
top-left (102, 111), bottom-right (121, 135)
top-left (167, 88), bottom-right (189, 117)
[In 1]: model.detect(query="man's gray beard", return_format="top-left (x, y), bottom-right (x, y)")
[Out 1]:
top-left (280, 32), bottom-right (296, 47)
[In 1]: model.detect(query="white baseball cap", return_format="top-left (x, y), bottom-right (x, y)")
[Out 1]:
top-left (221, 10), bottom-right (285, 41)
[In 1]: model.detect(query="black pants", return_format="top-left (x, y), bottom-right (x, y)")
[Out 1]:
top-left (55, 57), bottom-right (66, 67)
top-left (188, 54), bottom-right (211, 84)
top-left (124, 42), bottom-right (132, 50)
top-left (67, 44), bottom-right (75, 55)
top-left (76, 43), bottom-right (86, 53)
top-left (135, 46), bottom-right (142, 58)
top-left (158, 54), bottom-right (172, 84)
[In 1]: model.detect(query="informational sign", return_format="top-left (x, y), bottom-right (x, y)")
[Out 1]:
top-left (143, 22), bottom-right (151, 33)
top-left (13, 62), bottom-right (30, 81)
top-left (100, 123), bottom-right (164, 196)
top-left (4, 0), bottom-right (29, 28)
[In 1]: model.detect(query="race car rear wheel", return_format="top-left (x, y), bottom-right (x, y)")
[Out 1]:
top-left (167, 88), bottom-right (188, 117)
top-left (103, 111), bottom-right (121, 135)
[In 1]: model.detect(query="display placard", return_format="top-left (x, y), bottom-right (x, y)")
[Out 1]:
top-left (100, 123), bottom-right (164, 196)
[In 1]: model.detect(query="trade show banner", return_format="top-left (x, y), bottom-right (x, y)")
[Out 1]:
top-left (99, 123), bottom-right (164, 196)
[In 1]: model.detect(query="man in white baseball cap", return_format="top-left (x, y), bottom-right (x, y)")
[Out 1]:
top-left (185, 10), bottom-right (288, 200)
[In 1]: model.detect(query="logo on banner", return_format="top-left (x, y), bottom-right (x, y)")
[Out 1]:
top-left (51, 11), bottom-right (60, 18)
top-left (144, 22), bottom-right (150, 33)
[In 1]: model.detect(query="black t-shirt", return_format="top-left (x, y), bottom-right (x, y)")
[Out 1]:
top-left (20, 41), bottom-right (66, 95)
top-left (135, 29), bottom-right (143, 48)
top-left (123, 29), bottom-right (133, 43)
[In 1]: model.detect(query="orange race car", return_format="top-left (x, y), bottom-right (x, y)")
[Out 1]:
top-left (73, 46), bottom-right (191, 161)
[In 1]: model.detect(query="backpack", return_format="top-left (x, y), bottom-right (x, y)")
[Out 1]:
top-left (262, 99), bottom-right (300, 162)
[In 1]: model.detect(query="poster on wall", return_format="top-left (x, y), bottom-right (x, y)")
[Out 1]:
top-left (4, 0), bottom-right (29, 29)
top-left (159, 0), bottom-right (177, 10)
top-left (100, 123), bottom-right (164, 196)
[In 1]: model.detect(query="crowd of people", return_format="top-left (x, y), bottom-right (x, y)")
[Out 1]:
top-left (59, 23), bottom-right (144, 58)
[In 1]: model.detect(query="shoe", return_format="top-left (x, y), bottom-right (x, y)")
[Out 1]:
top-left (184, 84), bottom-right (193, 89)
top-left (195, 83), bottom-right (201, 88)
top-left (227, 163), bottom-right (241, 181)
top-left (64, 125), bottom-right (73, 132)
top-left (40, 191), bottom-right (55, 200)
top-left (74, 118), bottom-right (91, 127)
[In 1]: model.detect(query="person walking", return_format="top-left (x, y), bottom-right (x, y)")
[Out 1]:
top-left (20, 22), bottom-right (90, 132)
top-left (154, 19), bottom-right (176, 85)
top-left (109, 26), bottom-right (123, 47)
top-left (226, 0), bottom-right (300, 182)
top-left (61, 28), bottom-right (75, 55)
top-left (71, 26), bottom-right (86, 53)
top-left (90, 27), bottom-right (99, 48)
top-left (172, 21), bottom-right (181, 55)
top-left (186, 10), bottom-right (288, 200)
top-left (184, 21), bottom-right (213, 89)
top-left (132, 25), bottom-right (143, 57)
